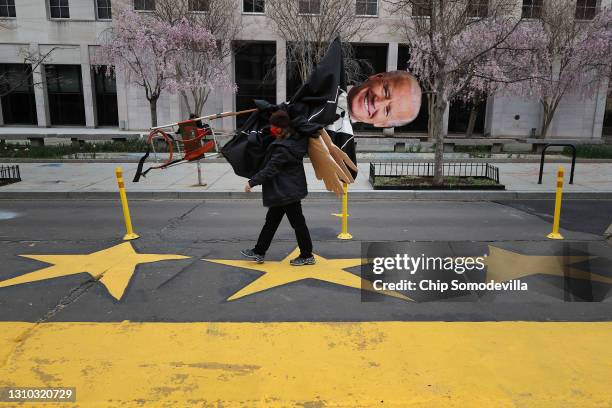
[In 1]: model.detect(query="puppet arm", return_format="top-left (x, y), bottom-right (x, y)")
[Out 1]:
top-left (319, 129), bottom-right (357, 183)
top-left (308, 136), bottom-right (353, 197)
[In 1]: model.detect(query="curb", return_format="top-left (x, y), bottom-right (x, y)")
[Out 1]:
top-left (2, 190), bottom-right (612, 200)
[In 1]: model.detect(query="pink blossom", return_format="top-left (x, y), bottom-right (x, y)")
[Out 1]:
top-left (93, 10), bottom-right (234, 106)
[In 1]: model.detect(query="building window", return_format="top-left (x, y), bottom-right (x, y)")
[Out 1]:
top-left (134, 0), bottom-right (155, 11)
top-left (96, 0), bottom-right (111, 19)
top-left (467, 0), bottom-right (488, 17)
top-left (603, 77), bottom-right (612, 136)
top-left (356, 0), bottom-right (377, 16)
top-left (45, 65), bottom-right (86, 126)
top-left (189, 0), bottom-right (209, 12)
top-left (93, 66), bottom-right (118, 126)
top-left (49, 0), bottom-right (70, 19)
top-left (0, 64), bottom-right (37, 125)
top-left (243, 0), bottom-right (264, 13)
top-left (411, 0), bottom-right (431, 16)
top-left (298, 0), bottom-right (320, 14)
top-left (521, 0), bottom-right (542, 18)
top-left (0, 0), bottom-right (16, 18)
top-left (575, 0), bottom-right (596, 19)
top-left (234, 41), bottom-right (276, 127)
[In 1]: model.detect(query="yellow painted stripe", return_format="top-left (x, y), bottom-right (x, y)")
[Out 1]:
top-left (1, 322), bottom-right (611, 407)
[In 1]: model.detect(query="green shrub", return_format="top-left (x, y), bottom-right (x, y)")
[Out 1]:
top-left (563, 145), bottom-right (612, 158)
top-left (454, 145), bottom-right (490, 153)
top-left (0, 140), bottom-right (149, 158)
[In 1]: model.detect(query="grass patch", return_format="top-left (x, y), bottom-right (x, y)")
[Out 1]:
top-left (373, 175), bottom-right (499, 187)
top-left (563, 145), bottom-right (612, 159)
top-left (0, 140), bottom-right (148, 159)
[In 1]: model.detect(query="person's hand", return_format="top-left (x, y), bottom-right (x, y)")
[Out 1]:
top-left (244, 182), bottom-right (252, 193)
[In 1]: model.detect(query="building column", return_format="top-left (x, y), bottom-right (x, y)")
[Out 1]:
top-left (80, 45), bottom-right (96, 128)
top-left (0, 97), bottom-right (4, 125)
top-left (483, 94), bottom-right (495, 136)
top-left (276, 39), bottom-right (287, 105)
top-left (385, 42), bottom-right (399, 136)
top-left (31, 43), bottom-right (50, 127)
top-left (386, 42), bottom-right (399, 71)
top-left (221, 40), bottom-right (235, 131)
top-left (115, 68), bottom-right (129, 130)
top-left (591, 77), bottom-right (609, 140)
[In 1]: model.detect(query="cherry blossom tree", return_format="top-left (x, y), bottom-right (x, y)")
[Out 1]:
top-left (153, 0), bottom-right (239, 115)
top-left (498, 2), bottom-right (612, 138)
top-left (95, 10), bottom-right (227, 127)
top-left (388, 0), bottom-right (523, 185)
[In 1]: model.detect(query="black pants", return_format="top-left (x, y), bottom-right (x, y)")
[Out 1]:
top-left (254, 201), bottom-right (313, 258)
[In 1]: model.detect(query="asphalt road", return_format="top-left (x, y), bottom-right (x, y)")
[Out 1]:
top-left (1, 198), bottom-right (611, 322)
top-left (497, 199), bottom-right (612, 235)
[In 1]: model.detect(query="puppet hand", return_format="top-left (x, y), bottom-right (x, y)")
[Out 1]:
top-left (244, 182), bottom-right (252, 193)
top-left (319, 129), bottom-right (357, 183)
top-left (308, 136), bottom-right (350, 197)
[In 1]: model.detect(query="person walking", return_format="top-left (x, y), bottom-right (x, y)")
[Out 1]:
top-left (241, 110), bottom-right (315, 266)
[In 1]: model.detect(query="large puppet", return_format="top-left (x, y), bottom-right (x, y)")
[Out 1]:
top-left (222, 37), bottom-right (357, 196)
top-left (134, 38), bottom-right (423, 194)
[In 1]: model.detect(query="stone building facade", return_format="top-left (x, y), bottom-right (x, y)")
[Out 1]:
top-left (0, 0), bottom-right (610, 138)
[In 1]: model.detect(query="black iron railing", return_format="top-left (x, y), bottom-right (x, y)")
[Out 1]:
top-left (0, 165), bottom-right (21, 186)
top-left (370, 162), bottom-right (500, 183)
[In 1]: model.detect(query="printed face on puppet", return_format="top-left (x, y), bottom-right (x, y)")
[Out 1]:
top-left (347, 71), bottom-right (422, 128)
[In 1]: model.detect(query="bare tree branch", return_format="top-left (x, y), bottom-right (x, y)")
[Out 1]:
top-left (0, 46), bottom-right (58, 98)
top-left (266, 0), bottom-right (373, 85)
top-left (154, 0), bottom-right (240, 114)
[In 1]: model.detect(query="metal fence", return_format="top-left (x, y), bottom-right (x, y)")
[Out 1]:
top-left (0, 165), bottom-right (21, 186)
top-left (370, 162), bottom-right (500, 183)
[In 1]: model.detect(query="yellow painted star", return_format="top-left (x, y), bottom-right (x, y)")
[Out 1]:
top-left (205, 247), bottom-right (411, 301)
top-left (485, 246), bottom-right (611, 284)
top-left (0, 242), bottom-right (189, 300)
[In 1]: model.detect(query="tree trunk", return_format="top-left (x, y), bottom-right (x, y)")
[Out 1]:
top-left (194, 89), bottom-right (210, 117)
top-left (540, 101), bottom-right (554, 139)
top-left (432, 100), bottom-right (447, 186)
top-left (427, 95), bottom-right (435, 139)
top-left (465, 103), bottom-right (478, 138)
top-left (149, 98), bottom-right (158, 128)
top-left (180, 91), bottom-right (193, 116)
top-left (541, 115), bottom-right (552, 139)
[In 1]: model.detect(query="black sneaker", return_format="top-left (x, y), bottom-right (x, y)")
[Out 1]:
top-left (241, 248), bottom-right (264, 264)
top-left (290, 256), bottom-right (316, 266)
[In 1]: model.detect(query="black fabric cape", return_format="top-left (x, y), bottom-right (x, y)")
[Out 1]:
top-left (221, 37), bottom-right (357, 179)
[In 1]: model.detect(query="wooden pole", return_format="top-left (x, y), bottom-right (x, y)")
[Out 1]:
top-left (150, 108), bottom-right (257, 131)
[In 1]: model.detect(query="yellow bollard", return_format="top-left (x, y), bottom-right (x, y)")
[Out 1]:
top-left (337, 183), bottom-right (352, 240)
top-left (115, 167), bottom-right (140, 241)
top-left (547, 166), bottom-right (564, 240)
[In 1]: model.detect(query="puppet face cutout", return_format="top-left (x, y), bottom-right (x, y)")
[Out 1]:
top-left (347, 71), bottom-right (422, 128)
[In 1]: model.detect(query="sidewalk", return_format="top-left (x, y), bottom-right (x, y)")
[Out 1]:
top-left (1, 160), bottom-right (612, 199)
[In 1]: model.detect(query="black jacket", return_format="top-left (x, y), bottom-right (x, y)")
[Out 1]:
top-left (248, 132), bottom-right (308, 207)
